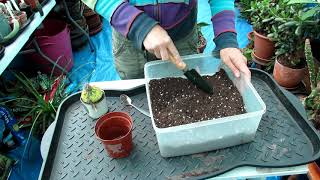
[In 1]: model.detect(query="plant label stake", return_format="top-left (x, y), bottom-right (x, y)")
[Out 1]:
top-left (168, 53), bottom-right (213, 95)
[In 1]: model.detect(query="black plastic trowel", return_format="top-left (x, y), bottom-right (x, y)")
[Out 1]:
top-left (169, 53), bottom-right (213, 95)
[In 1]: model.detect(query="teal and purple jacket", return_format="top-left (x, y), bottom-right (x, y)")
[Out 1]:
top-left (81, 0), bottom-right (238, 51)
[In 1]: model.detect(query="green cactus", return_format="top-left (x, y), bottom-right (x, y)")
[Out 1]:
top-left (305, 39), bottom-right (317, 89)
top-left (81, 84), bottom-right (104, 104)
top-left (304, 39), bottom-right (320, 120)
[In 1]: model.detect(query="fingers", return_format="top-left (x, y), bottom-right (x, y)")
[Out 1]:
top-left (167, 42), bottom-right (186, 69)
top-left (154, 49), bottom-right (161, 59)
top-left (222, 55), bottom-right (240, 78)
top-left (231, 54), bottom-right (251, 79)
top-left (159, 47), bottom-right (169, 61)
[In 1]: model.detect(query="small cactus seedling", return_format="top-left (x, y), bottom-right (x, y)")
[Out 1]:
top-left (81, 84), bottom-right (104, 105)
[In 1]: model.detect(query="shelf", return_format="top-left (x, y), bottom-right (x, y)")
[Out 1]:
top-left (0, 0), bottom-right (56, 75)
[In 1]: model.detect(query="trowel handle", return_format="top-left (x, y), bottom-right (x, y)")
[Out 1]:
top-left (168, 52), bottom-right (187, 71)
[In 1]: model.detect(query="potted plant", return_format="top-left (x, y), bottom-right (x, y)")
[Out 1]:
top-left (80, 84), bottom-right (108, 119)
top-left (196, 22), bottom-right (209, 53)
top-left (269, 2), bottom-right (308, 89)
top-left (246, 0), bottom-right (277, 61)
top-left (304, 39), bottom-right (320, 129)
top-left (286, 0), bottom-right (320, 91)
top-left (272, 34), bottom-right (306, 89)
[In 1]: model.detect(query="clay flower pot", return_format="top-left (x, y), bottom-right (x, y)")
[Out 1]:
top-left (273, 57), bottom-right (306, 89)
top-left (246, 31), bottom-right (254, 48)
top-left (83, 4), bottom-right (96, 17)
top-left (89, 22), bottom-right (102, 36)
top-left (197, 34), bottom-right (207, 53)
top-left (95, 112), bottom-right (133, 158)
top-left (247, 31), bottom-right (253, 41)
top-left (252, 51), bottom-right (272, 66)
top-left (253, 30), bottom-right (275, 60)
top-left (86, 14), bottom-right (101, 29)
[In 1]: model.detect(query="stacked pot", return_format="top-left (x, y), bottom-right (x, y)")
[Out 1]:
top-left (65, 0), bottom-right (89, 50)
top-left (83, 5), bottom-right (103, 36)
top-left (250, 31), bottom-right (306, 90)
top-left (251, 31), bottom-right (275, 66)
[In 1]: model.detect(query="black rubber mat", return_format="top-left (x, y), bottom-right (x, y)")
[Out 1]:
top-left (40, 69), bottom-right (320, 180)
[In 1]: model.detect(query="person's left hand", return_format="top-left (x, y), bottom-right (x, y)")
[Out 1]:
top-left (220, 48), bottom-right (251, 80)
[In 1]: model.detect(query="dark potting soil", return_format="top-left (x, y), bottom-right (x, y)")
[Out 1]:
top-left (149, 70), bottom-right (246, 128)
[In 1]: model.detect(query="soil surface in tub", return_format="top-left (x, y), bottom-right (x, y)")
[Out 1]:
top-left (149, 70), bottom-right (246, 128)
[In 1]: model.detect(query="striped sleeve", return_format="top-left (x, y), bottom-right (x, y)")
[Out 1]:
top-left (209, 0), bottom-right (238, 50)
top-left (80, 0), bottom-right (157, 50)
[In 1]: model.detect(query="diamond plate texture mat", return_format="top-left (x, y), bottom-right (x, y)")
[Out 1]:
top-left (41, 69), bottom-right (320, 180)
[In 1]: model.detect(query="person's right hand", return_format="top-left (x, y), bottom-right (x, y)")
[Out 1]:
top-left (143, 25), bottom-right (186, 70)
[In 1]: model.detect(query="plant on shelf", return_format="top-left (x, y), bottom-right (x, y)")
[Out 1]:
top-left (246, 0), bottom-right (279, 61)
top-left (304, 39), bottom-right (320, 128)
top-left (196, 22), bottom-right (209, 53)
top-left (0, 72), bottom-right (69, 135)
top-left (80, 84), bottom-right (108, 119)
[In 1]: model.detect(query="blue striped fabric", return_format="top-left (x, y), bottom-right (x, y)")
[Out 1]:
top-left (94, 0), bottom-right (123, 21)
top-left (209, 0), bottom-right (235, 16)
top-left (129, 0), bottom-right (189, 6)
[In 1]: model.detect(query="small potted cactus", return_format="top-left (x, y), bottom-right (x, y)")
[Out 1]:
top-left (80, 84), bottom-right (108, 119)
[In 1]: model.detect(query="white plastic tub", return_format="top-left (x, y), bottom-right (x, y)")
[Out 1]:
top-left (144, 54), bottom-right (266, 157)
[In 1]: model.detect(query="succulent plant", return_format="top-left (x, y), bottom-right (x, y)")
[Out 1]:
top-left (81, 84), bottom-right (104, 104)
top-left (304, 39), bottom-right (320, 120)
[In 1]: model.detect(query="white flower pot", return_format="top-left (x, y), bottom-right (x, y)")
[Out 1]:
top-left (80, 93), bottom-right (108, 119)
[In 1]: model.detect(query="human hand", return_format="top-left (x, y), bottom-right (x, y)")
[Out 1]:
top-left (143, 25), bottom-right (186, 69)
top-left (220, 48), bottom-right (251, 80)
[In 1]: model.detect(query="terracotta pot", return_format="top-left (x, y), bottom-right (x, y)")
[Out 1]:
top-left (308, 162), bottom-right (320, 180)
top-left (86, 14), bottom-right (101, 29)
top-left (252, 51), bottom-right (272, 66)
top-left (89, 22), bottom-right (102, 36)
top-left (95, 112), bottom-right (133, 158)
top-left (83, 5), bottom-right (96, 17)
top-left (197, 35), bottom-right (207, 53)
top-left (246, 31), bottom-right (254, 48)
top-left (247, 31), bottom-right (253, 41)
top-left (80, 92), bottom-right (108, 119)
top-left (273, 58), bottom-right (306, 89)
top-left (253, 30), bottom-right (275, 60)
